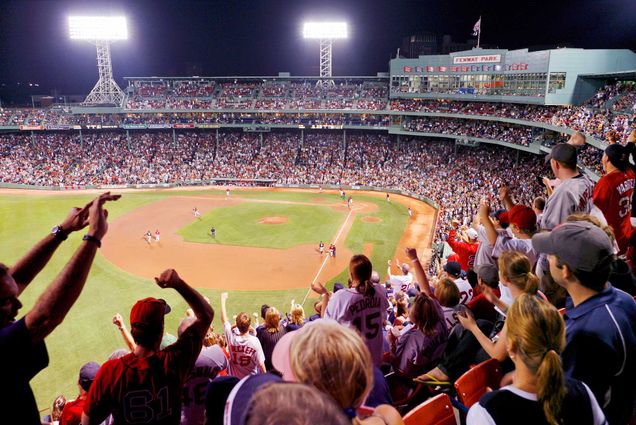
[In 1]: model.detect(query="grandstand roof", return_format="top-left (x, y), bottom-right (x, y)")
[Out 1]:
top-left (123, 75), bottom-right (390, 81)
top-left (579, 70), bottom-right (636, 80)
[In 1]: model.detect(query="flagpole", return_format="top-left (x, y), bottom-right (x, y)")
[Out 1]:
top-left (477, 16), bottom-right (481, 48)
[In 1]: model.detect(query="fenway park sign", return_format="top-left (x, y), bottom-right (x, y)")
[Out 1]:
top-left (453, 55), bottom-right (501, 64)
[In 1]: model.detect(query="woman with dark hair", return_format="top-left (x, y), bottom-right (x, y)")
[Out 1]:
top-left (387, 292), bottom-right (448, 378)
top-left (256, 307), bottom-right (287, 371)
top-left (312, 254), bottom-right (389, 366)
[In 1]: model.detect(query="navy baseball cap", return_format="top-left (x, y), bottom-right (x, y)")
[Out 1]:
top-left (79, 361), bottom-right (100, 391)
top-left (605, 144), bottom-right (628, 171)
top-left (532, 222), bottom-right (614, 272)
top-left (443, 261), bottom-right (462, 276)
top-left (225, 373), bottom-right (282, 425)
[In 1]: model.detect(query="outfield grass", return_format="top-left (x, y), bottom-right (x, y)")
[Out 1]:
top-left (178, 202), bottom-right (344, 249)
top-left (0, 189), bottom-right (406, 415)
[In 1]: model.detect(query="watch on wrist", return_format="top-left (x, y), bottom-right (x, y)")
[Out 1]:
top-left (51, 225), bottom-right (68, 241)
top-left (83, 234), bottom-right (102, 248)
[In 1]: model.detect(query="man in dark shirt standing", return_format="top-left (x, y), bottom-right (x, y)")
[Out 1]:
top-left (0, 192), bottom-right (120, 425)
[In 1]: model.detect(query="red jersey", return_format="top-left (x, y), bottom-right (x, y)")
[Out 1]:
top-left (447, 229), bottom-right (479, 271)
top-left (84, 329), bottom-right (201, 425)
top-left (60, 397), bottom-right (84, 425)
top-left (593, 168), bottom-right (634, 255)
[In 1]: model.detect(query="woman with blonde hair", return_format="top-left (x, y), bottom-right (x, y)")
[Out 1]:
top-left (285, 301), bottom-right (305, 331)
top-left (272, 320), bottom-right (403, 425)
top-left (467, 294), bottom-right (606, 425)
top-left (312, 254), bottom-right (389, 366)
top-left (256, 307), bottom-right (287, 371)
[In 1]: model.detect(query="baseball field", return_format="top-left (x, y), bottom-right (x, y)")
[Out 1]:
top-left (0, 187), bottom-right (435, 415)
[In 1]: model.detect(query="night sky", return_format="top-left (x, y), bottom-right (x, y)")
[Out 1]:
top-left (0, 0), bottom-right (634, 103)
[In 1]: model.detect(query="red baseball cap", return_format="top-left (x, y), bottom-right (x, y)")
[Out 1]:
top-left (130, 297), bottom-right (171, 328)
top-left (500, 205), bottom-right (536, 230)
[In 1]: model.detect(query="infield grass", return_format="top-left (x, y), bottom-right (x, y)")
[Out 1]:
top-left (0, 189), bottom-right (407, 416)
top-left (178, 202), bottom-right (344, 249)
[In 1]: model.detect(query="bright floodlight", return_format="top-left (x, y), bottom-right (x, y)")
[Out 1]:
top-left (303, 22), bottom-right (348, 39)
top-left (68, 16), bottom-right (128, 40)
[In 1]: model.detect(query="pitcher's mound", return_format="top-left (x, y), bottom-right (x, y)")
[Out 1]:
top-left (362, 216), bottom-right (381, 223)
top-left (258, 216), bottom-right (289, 225)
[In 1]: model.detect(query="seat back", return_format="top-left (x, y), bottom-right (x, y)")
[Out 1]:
top-left (454, 358), bottom-right (503, 408)
top-left (403, 393), bottom-right (456, 425)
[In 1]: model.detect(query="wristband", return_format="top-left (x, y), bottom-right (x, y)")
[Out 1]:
top-left (83, 234), bottom-right (102, 248)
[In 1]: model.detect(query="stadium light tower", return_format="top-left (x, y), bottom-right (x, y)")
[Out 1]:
top-left (303, 22), bottom-right (348, 85)
top-left (69, 16), bottom-right (128, 106)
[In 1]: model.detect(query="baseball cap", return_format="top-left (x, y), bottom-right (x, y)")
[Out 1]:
top-left (476, 264), bottom-right (499, 287)
top-left (443, 261), bottom-right (462, 277)
top-left (491, 209), bottom-right (510, 228)
top-left (466, 228), bottom-right (478, 240)
top-left (79, 361), bottom-right (100, 391)
top-left (500, 205), bottom-right (537, 230)
top-left (532, 222), bottom-right (614, 272)
top-left (604, 144), bottom-right (628, 171)
top-left (545, 143), bottom-right (577, 167)
top-left (225, 373), bottom-right (282, 425)
top-left (130, 297), bottom-right (171, 328)
top-left (333, 282), bottom-right (345, 292)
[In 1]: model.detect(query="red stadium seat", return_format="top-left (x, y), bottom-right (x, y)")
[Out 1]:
top-left (558, 307), bottom-right (566, 315)
top-left (403, 393), bottom-right (457, 425)
top-left (454, 358), bottom-right (503, 408)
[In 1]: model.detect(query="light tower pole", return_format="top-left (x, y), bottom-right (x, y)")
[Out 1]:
top-left (303, 22), bottom-right (348, 85)
top-left (69, 16), bottom-right (128, 106)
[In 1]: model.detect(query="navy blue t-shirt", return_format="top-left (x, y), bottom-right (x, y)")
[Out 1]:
top-left (0, 317), bottom-right (49, 425)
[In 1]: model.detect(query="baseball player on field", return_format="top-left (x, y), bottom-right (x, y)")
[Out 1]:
top-left (83, 269), bottom-right (213, 425)
top-left (408, 207), bottom-right (413, 218)
top-left (154, 229), bottom-right (160, 243)
top-left (144, 230), bottom-right (152, 245)
top-left (193, 207), bottom-right (201, 219)
top-left (319, 241), bottom-right (325, 255)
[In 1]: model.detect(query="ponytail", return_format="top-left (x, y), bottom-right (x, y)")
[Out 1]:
top-left (536, 350), bottom-right (566, 425)
top-left (350, 255), bottom-right (375, 297)
top-left (498, 252), bottom-right (538, 294)
top-left (506, 295), bottom-right (567, 425)
top-left (356, 279), bottom-right (376, 297)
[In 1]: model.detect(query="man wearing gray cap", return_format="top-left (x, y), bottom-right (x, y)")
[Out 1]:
top-left (532, 221), bottom-right (636, 425)
top-left (536, 142), bottom-right (596, 296)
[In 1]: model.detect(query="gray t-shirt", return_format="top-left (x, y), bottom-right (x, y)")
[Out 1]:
top-left (325, 284), bottom-right (389, 366)
top-left (541, 174), bottom-right (595, 231)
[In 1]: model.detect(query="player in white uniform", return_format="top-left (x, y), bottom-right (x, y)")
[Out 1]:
top-left (220, 292), bottom-right (266, 379)
top-left (144, 230), bottom-right (152, 245)
top-left (193, 207), bottom-right (201, 218)
top-left (314, 255), bottom-right (389, 367)
top-left (408, 207), bottom-right (413, 218)
top-left (386, 259), bottom-right (414, 293)
top-left (226, 188), bottom-right (230, 198)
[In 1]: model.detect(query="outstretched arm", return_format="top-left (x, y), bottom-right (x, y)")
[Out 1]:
top-left (405, 248), bottom-right (433, 298)
top-left (220, 292), bottom-right (229, 324)
top-left (156, 269), bottom-right (213, 339)
top-left (498, 186), bottom-right (515, 210)
top-left (113, 313), bottom-right (136, 352)
top-left (10, 198), bottom-right (95, 294)
top-left (479, 201), bottom-right (498, 246)
top-left (24, 192), bottom-right (120, 344)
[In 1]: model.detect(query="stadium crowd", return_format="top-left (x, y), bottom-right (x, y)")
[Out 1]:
top-left (2, 128), bottom-right (635, 425)
top-left (1, 80), bottom-right (636, 425)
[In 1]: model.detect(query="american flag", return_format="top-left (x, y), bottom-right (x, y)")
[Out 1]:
top-left (472, 17), bottom-right (481, 36)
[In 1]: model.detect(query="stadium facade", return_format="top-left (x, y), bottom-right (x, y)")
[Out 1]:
top-left (390, 48), bottom-right (636, 105)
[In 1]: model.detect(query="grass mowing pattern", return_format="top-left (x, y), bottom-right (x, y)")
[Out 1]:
top-left (0, 190), bottom-right (405, 415)
top-left (178, 202), bottom-right (344, 249)
top-left (325, 196), bottom-right (409, 289)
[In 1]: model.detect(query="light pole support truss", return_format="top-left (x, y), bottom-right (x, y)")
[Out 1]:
top-left (83, 40), bottom-right (125, 106)
top-left (319, 39), bottom-right (334, 85)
